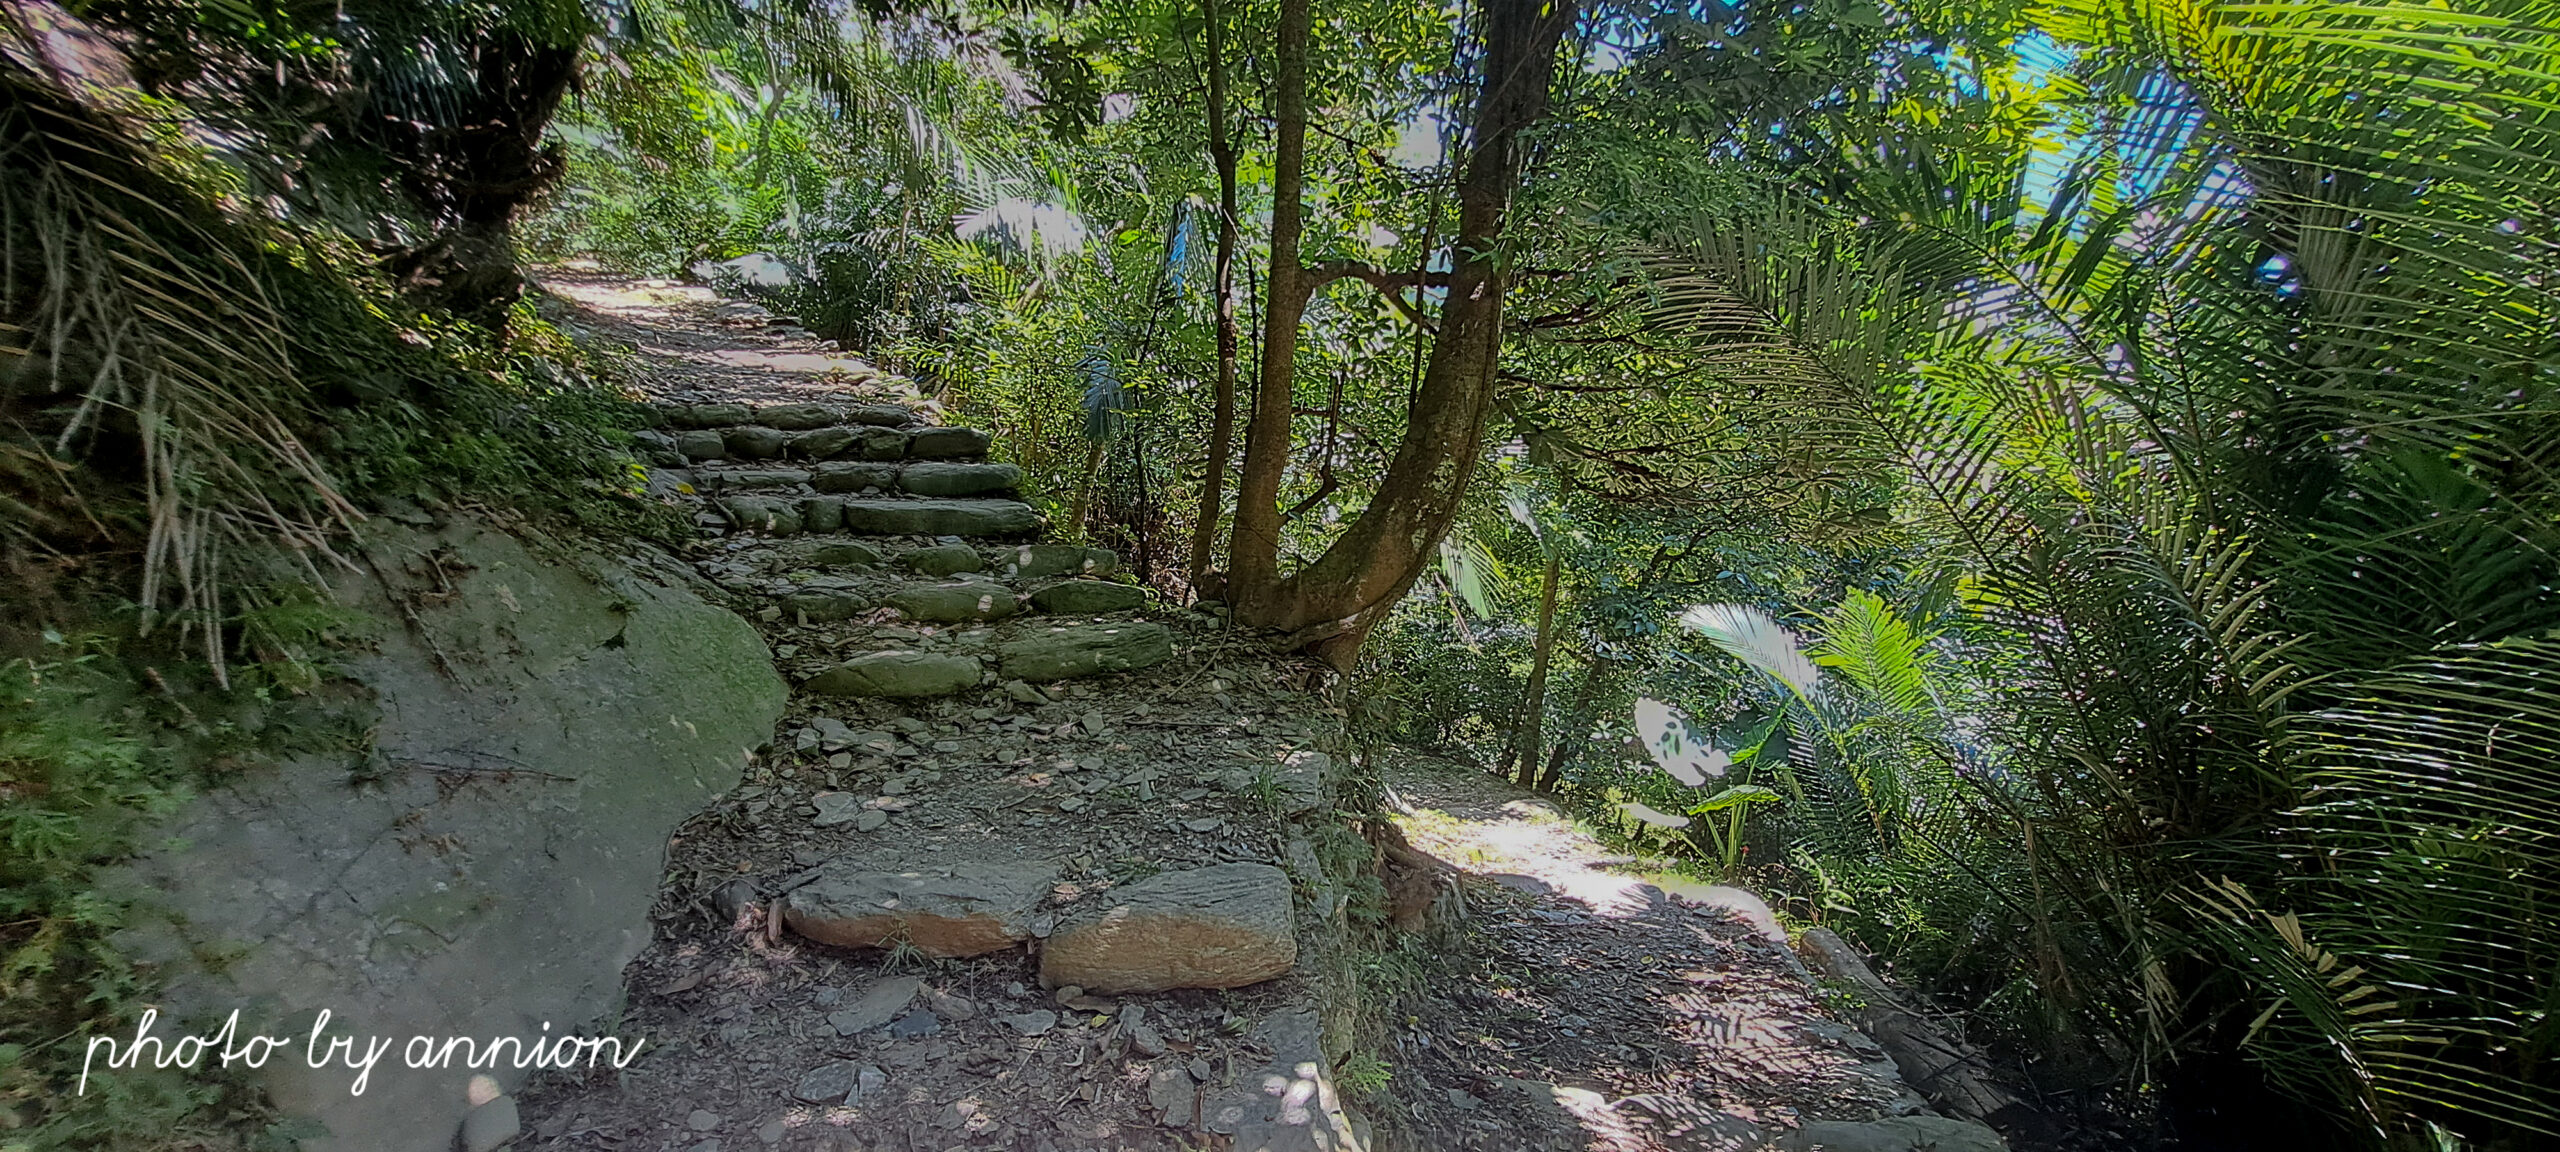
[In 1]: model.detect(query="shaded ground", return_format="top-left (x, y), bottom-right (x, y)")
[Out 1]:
top-left (1377, 753), bottom-right (1934, 1152)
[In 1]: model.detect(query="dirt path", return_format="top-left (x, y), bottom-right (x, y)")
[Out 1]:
top-left (1373, 754), bottom-right (1999, 1152)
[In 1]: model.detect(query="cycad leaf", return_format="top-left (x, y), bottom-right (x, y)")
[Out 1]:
top-left (1679, 604), bottom-right (1822, 699)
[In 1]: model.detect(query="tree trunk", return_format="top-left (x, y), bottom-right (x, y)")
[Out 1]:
top-left (1226, 0), bottom-right (1313, 615)
top-left (1185, 0), bottom-right (1243, 596)
top-left (1229, 0), bottom-right (1579, 669)
top-left (1506, 542), bottom-right (1565, 784)
top-left (382, 30), bottom-right (581, 331)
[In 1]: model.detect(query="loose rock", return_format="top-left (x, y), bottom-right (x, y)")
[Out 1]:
top-left (825, 975), bottom-right (922, 1035)
top-left (1039, 862), bottom-right (1297, 993)
top-left (801, 651), bottom-right (983, 698)
top-left (999, 622), bottom-right (1174, 682)
top-left (785, 861), bottom-right (1058, 956)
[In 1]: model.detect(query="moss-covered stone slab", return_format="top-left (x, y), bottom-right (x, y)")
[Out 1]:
top-left (839, 498), bottom-right (1039, 537)
top-left (753, 402), bottom-right (839, 430)
top-left (722, 425), bottom-right (789, 459)
top-left (790, 426), bottom-right (860, 460)
top-left (907, 426), bottom-right (992, 458)
top-left (811, 462), bottom-right (901, 493)
top-left (888, 579), bottom-right (1020, 622)
top-left (898, 461), bottom-right (1022, 497)
top-left (904, 543), bottom-right (983, 576)
top-left (802, 650), bottom-right (985, 697)
top-left (999, 544), bottom-right (1118, 580)
top-left (999, 621), bottom-right (1172, 681)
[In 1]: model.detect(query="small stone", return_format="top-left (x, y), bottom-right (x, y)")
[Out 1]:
top-left (460, 1096), bottom-right (519, 1152)
top-left (689, 1109), bottom-right (723, 1131)
top-left (826, 976), bottom-right (923, 1035)
top-left (855, 809), bottom-right (889, 832)
top-left (812, 717), bottom-right (858, 750)
top-left (856, 1064), bottom-right (887, 1098)
top-left (1053, 985), bottom-right (1084, 1004)
top-left (888, 1009), bottom-right (942, 1039)
top-left (1148, 1064), bottom-right (1197, 1126)
top-left (756, 1116), bottom-right (788, 1145)
top-left (724, 426), bottom-right (789, 459)
top-left (904, 543), bottom-right (984, 577)
top-left (1002, 1009), bottom-right (1057, 1036)
top-left (1128, 1020), bottom-right (1167, 1057)
top-left (712, 878), bottom-right (759, 925)
top-left (926, 988), bottom-right (977, 1020)
top-left (781, 589), bottom-right (864, 623)
top-left (1004, 680), bottom-right (1046, 704)
top-left (718, 495), bottom-right (801, 535)
top-left (812, 792), bottom-right (862, 827)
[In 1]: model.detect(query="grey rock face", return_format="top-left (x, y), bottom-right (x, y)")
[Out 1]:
top-left (722, 425), bottom-right (789, 460)
top-left (460, 1096), bottom-right (521, 1152)
top-left (999, 622), bottom-right (1173, 682)
top-left (811, 462), bottom-right (901, 494)
top-left (1030, 580), bottom-right (1145, 614)
top-left (801, 651), bottom-right (984, 698)
top-left (906, 426), bottom-right (992, 458)
top-left (888, 580), bottom-right (1020, 623)
top-left (676, 429), bottom-right (727, 461)
top-left (904, 543), bottom-right (983, 576)
top-left (999, 544), bottom-right (1117, 580)
top-left (838, 498), bottom-right (1039, 537)
top-left (1039, 863), bottom-right (1296, 994)
top-left (790, 426), bottom-right (859, 460)
top-left (753, 402), bottom-right (838, 430)
top-left (785, 862), bottom-right (1057, 956)
top-left (1200, 1010), bottom-right (1365, 1152)
top-left (103, 520), bottom-right (783, 1152)
top-left (897, 462), bottom-right (1022, 497)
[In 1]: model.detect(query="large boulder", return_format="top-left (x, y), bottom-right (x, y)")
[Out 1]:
top-left (838, 498), bottom-right (1040, 537)
top-left (1039, 863), bottom-right (1296, 993)
top-left (105, 520), bottom-right (785, 1152)
top-left (889, 580), bottom-right (1020, 623)
top-left (897, 461), bottom-right (1022, 497)
top-left (1030, 580), bottom-right (1145, 614)
top-left (785, 862), bottom-right (1058, 957)
top-left (999, 622), bottom-right (1172, 681)
top-left (802, 651), bottom-right (985, 698)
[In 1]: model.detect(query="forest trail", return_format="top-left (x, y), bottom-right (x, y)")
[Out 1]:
top-left (493, 273), bottom-right (2007, 1152)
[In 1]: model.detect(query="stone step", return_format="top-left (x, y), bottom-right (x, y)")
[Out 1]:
top-left (637, 425), bottom-right (993, 466)
top-left (713, 495), bottom-right (1040, 537)
top-left (672, 460), bottom-right (1023, 499)
top-left (789, 620), bottom-right (1175, 698)
top-left (656, 401), bottom-right (919, 431)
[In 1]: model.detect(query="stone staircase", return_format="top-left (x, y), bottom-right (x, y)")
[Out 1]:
top-left (630, 400), bottom-right (1174, 699)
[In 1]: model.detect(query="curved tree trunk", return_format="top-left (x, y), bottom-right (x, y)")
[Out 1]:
top-left (1230, 0), bottom-right (1580, 668)
top-left (1185, 0), bottom-right (1244, 595)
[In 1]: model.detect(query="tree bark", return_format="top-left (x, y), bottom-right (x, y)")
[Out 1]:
top-left (380, 30), bottom-right (580, 331)
top-left (1229, 0), bottom-right (1579, 669)
top-left (1506, 541), bottom-right (1565, 784)
top-left (1226, 0), bottom-right (1313, 615)
top-left (1185, 0), bottom-right (1244, 595)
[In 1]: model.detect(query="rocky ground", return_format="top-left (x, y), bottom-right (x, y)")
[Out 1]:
top-left (493, 271), bottom-right (2012, 1152)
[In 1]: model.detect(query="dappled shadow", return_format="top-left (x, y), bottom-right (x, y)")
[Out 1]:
top-left (534, 269), bottom-right (908, 407)
top-left (1383, 754), bottom-right (1926, 1151)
